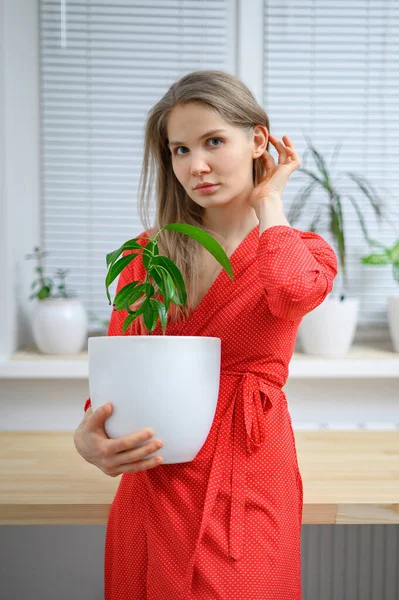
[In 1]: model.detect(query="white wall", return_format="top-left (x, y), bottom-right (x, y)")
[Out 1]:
top-left (0, 0), bottom-right (41, 361)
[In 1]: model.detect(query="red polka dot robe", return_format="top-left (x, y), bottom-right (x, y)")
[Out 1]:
top-left (84, 224), bottom-right (338, 599)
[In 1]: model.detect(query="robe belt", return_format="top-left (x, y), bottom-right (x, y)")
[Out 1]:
top-left (225, 371), bottom-right (282, 560)
top-left (184, 370), bottom-right (282, 591)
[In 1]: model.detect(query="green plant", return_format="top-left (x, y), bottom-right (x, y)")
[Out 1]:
top-left (25, 246), bottom-right (77, 300)
top-left (361, 238), bottom-right (399, 285)
top-left (105, 223), bottom-right (234, 335)
top-left (287, 133), bottom-right (397, 295)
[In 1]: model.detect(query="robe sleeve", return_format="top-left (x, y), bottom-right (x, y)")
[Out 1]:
top-left (83, 233), bottom-right (149, 413)
top-left (256, 224), bottom-right (338, 321)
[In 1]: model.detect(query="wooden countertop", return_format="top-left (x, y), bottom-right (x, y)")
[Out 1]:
top-left (1, 431), bottom-right (398, 525)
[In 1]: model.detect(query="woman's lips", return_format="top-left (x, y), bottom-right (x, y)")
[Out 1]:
top-left (195, 184), bottom-right (220, 195)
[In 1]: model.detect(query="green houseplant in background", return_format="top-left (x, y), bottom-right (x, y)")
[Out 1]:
top-left (361, 238), bottom-right (399, 351)
top-left (88, 223), bottom-right (234, 461)
top-left (287, 134), bottom-right (396, 357)
top-left (25, 246), bottom-right (88, 355)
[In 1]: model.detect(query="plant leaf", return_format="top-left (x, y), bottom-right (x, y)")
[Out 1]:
top-left (308, 204), bottom-right (326, 232)
top-left (390, 240), bottom-right (399, 263)
top-left (346, 194), bottom-right (372, 244)
top-left (330, 201), bottom-right (346, 277)
top-left (150, 255), bottom-right (187, 306)
top-left (162, 223), bottom-right (234, 281)
top-left (295, 166), bottom-right (325, 187)
top-left (121, 296), bottom-right (148, 333)
top-left (143, 299), bottom-right (155, 333)
top-left (361, 252), bottom-right (391, 265)
top-left (105, 253), bottom-right (140, 304)
top-left (150, 298), bottom-right (168, 333)
top-left (113, 281), bottom-right (143, 310)
top-left (121, 312), bottom-right (137, 334)
top-left (105, 239), bottom-right (144, 269)
top-left (149, 267), bottom-right (165, 293)
top-left (163, 271), bottom-right (183, 306)
top-left (329, 190), bottom-right (347, 285)
top-left (124, 283), bottom-right (154, 314)
top-left (302, 133), bottom-right (332, 189)
top-left (152, 264), bottom-right (182, 307)
top-left (365, 238), bottom-right (391, 252)
top-left (330, 140), bottom-right (343, 171)
top-left (344, 172), bottom-right (384, 221)
top-left (38, 286), bottom-right (51, 299)
top-left (150, 266), bottom-right (174, 311)
top-left (286, 180), bottom-right (319, 225)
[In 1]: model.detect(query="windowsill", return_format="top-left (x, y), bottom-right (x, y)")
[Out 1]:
top-left (0, 340), bottom-right (398, 379)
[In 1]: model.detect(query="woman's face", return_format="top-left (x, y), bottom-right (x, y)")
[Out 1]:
top-left (166, 102), bottom-right (266, 209)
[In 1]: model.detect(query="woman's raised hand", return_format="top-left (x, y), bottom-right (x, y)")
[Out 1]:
top-left (248, 134), bottom-right (302, 212)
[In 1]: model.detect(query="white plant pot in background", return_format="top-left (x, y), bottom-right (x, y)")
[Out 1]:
top-left (88, 336), bottom-right (221, 464)
top-left (32, 297), bottom-right (88, 355)
top-left (387, 294), bottom-right (399, 352)
top-left (298, 297), bottom-right (359, 357)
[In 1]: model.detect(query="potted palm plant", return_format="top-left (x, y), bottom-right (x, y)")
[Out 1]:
top-left (25, 246), bottom-right (88, 354)
top-left (88, 223), bottom-right (233, 464)
top-left (287, 134), bottom-right (395, 357)
top-left (361, 238), bottom-right (399, 351)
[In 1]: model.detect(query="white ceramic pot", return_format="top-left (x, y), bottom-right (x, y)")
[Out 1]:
top-left (88, 336), bottom-right (221, 464)
top-left (32, 297), bottom-right (88, 354)
top-left (387, 294), bottom-right (399, 352)
top-left (298, 297), bottom-right (359, 357)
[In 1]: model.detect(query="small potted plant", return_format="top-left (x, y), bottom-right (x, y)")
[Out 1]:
top-left (88, 223), bottom-right (233, 464)
top-left (25, 246), bottom-right (88, 354)
top-left (287, 134), bottom-right (395, 357)
top-left (361, 238), bottom-right (399, 351)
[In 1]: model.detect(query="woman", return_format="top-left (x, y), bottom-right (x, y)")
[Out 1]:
top-left (74, 70), bottom-right (338, 599)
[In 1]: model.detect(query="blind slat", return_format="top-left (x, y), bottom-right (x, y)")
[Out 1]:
top-left (40, 0), bottom-right (230, 326)
top-left (263, 0), bottom-right (399, 325)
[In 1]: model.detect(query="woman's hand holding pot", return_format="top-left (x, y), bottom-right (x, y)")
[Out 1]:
top-left (73, 403), bottom-right (164, 477)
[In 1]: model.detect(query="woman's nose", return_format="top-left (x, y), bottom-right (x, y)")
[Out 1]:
top-left (189, 157), bottom-right (211, 176)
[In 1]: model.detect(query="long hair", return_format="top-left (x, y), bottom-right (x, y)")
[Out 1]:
top-left (133, 69), bottom-right (271, 331)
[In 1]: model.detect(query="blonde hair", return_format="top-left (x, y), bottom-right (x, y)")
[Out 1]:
top-left (134, 69), bottom-right (271, 330)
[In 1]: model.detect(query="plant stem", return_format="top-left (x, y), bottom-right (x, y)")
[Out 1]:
top-left (37, 250), bottom-right (47, 290)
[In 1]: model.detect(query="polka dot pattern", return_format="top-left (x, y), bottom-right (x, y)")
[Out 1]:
top-left (84, 223), bottom-right (338, 599)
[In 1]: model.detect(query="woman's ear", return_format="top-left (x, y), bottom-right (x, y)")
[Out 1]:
top-left (252, 124), bottom-right (269, 158)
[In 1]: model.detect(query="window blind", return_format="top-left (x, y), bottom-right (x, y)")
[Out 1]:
top-left (39, 0), bottom-right (230, 329)
top-left (263, 0), bottom-right (399, 325)
top-left (40, 0), bottom-right (398, 330)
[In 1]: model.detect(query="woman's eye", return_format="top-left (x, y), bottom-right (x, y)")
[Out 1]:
top-left (175, 146), bottom-right (187, 156)
top-left (175, 137), bottom-right (223, 156)
top-left (208, 137), bottom-right (222, 147)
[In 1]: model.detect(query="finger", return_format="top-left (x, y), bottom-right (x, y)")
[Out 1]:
top-left (110, 455), bottom-right (163, 476)
top-left (271, 134), bottom-right (296, 154)
top-left (88, 403), bottom-right (113, 428)
top-left (261, 151), bottom-right (275, 169)
top-left (269, 135), bottom-right (291, 164)
top-left (258, 152), bottom-right (274, 183)
top-left (108, 427), bottom-right (155, 455)
top-left (282, 136), bottom-right (300, 161)
top-left (115, 438), bottom-right (163, 467)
